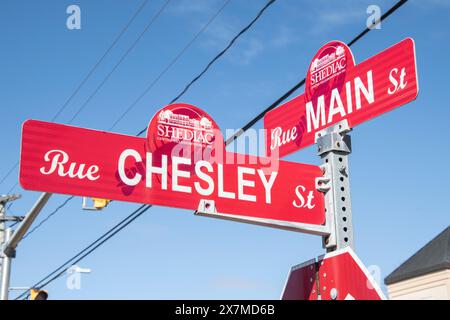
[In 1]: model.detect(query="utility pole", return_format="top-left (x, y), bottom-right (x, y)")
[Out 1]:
top-left (0, 194), bottom-right (22, 300)
top-left (0, 192), bottom-right (52, 300)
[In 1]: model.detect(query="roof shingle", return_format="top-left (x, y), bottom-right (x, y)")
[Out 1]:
top-left (385, 226), bottom-right (450, 285)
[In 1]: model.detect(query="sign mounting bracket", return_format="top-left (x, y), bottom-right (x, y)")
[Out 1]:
top-left (195, 199), bottom-right (331, 237)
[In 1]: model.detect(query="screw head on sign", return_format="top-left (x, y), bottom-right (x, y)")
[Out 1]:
top-left (330, 288), bottom-right (338, 300)
top-left (323, 273), bottom-right (327, 278)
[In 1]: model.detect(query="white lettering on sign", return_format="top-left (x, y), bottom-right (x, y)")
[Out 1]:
top-left (117, 149), bottom-right (280, 204)
top-left (157, 124), bottom-right (214, 145)
top-left (237, 167), bottom-right (256, 202)
top-left (306, 70), bottom-right (374, 133)
top-left (172, 156), bottom-right (191, 193)
top-left (40, 149), bottom-right (100, 181)
top-left (194, 161), bottom-right (214, 196)
top-left (310, 56), bottom-right (347, 86)
top-left (292, 185), bottom-right (316, 209)
top-left (388, 67), bottom-right (407, 95)
top-left (257, 169), bottom-right (277, 204)
top-left (270, 126), bottom-right (297, 151)
top-left (118, 149), bottom-right (142, 186)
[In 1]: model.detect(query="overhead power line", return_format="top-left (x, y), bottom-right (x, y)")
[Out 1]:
top-left (0, 164), bottom-right (18, 186)
top-left (3, 0), bottom-right (170, 207)
top-left (15, 204), bottom-right (151, 300)
top-left (134, 0), bottom-right (409, 141)
top-left (15, 0), bottom-right (407, 299)
top-left (22, 0), bottom-right (268, 236)
top-left (108, 0), bottom-right (232, 131)
top-left (67, 0), bottom-right (172, 124)
top-left (0, 0), bottom-right (150, 190)
top-left (21, 196), bottom-right (75, 240)
top-left (14, 0), bottom-right (278, 299)
top-left (135, 0), bottom-right (277, 137)
top-left (169, 0), bottom-right (277, 106)
top-left (16, 0), bottom-right (232, 242)
top-left (54, 0), bottom-right (151, 122)
top-left (225, 0), bottom-right (409, 145)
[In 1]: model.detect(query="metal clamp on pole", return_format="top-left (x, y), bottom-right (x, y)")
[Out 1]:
top-left (315, 120), bottom-right (354, 252)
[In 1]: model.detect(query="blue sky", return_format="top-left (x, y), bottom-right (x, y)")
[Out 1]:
top-left (0, 0), bottom-right (449, 299)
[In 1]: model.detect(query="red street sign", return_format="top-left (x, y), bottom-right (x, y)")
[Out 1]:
top-left (20, 103), bottom-right (326, 228)
top-left (265, 38), bottom-right (419, 157)
top-left (318, 247), bottom-right (385, 300)
top-left (281, 247), bottom-right (385, 300)
top-left (281, 259), bottom-right (318, 300)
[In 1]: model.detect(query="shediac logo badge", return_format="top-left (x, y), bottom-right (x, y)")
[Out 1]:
top-left (157, 108), bottom-right (213, 145)
top-left (147, 103), bottom-right (222, 154)
top-left (310, 44), bottom-right (346, 86)
top-left (306, 41), bottom-right (355, 101)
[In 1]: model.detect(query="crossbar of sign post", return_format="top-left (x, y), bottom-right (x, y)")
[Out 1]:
top-left (19, 38), bottom-right (418, 300)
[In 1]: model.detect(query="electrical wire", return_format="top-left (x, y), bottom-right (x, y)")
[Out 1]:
top-left (22, 196), bottom-right (75, 240)
top-left (15, 0), bottom-right (232, 241)
top-left (135, 0), bottom-right (277, 137)
top-left (15, 204), bottom-right (151, 300)
top-left (0, 163), bottom-right (18, 186)
top-left (13, 0), bottom-right (279, 300)
top-left (0, 0), bottom-right (151, 195)
top-left (225, 0), bottom-right (409, 145)
top-left (2, 0), bottom-right (169, 208)
top-left (134, 0), bottom-right (409, 140)
top-left (67, 0), bottom-right (172, 124)
top-left (108, 0), bottom-right (232, 131)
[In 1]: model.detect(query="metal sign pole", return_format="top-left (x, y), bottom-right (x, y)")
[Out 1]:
top-left (316, 120), bottom-right (354, 252)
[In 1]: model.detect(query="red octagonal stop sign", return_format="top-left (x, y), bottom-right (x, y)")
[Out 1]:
top-left (282, 247), bottom-right (385, 300)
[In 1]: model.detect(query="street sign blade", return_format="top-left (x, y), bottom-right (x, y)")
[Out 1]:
top-left (265, 38), bottom-right (419, 157)
top-left (19, 103), bottom-right (326, 228)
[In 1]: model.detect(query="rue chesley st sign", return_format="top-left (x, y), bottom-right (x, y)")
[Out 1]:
top-left (19, 103), bottom-right (326, 229)
top-left (265, 38), bottom-right (419, 157)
